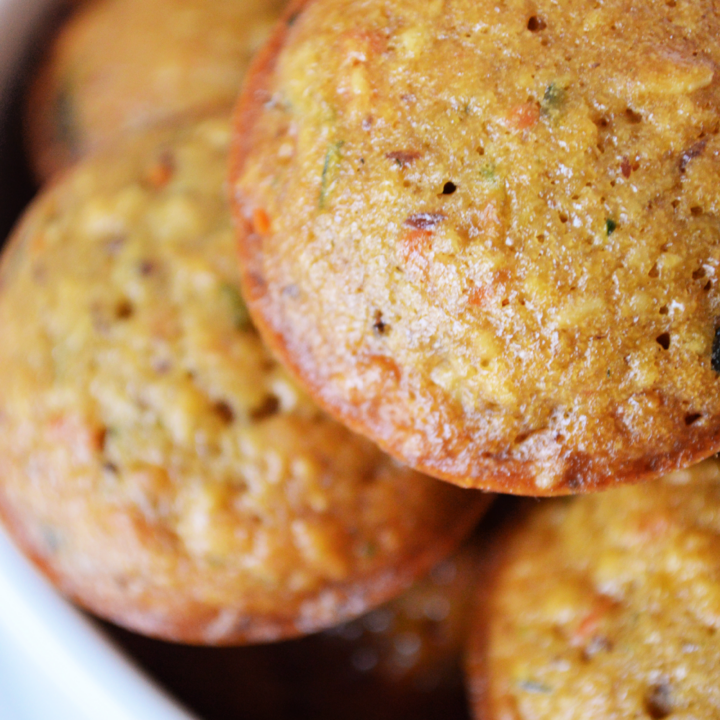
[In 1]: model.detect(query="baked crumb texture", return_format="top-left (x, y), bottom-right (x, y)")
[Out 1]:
top-left (232, 0), bottom-right (720, 494)
top-left (0, 116), bottom-right (488, 644)
top-left (467, 457), bottom-right (720, 719)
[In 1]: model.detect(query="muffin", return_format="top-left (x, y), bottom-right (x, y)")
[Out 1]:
top-left (0, 114), bottom-right (489, 644)
top-left (25, 0), bottom-right (286, 181)
top-left (107, 534), bottom-right (484, 720)
top-left (467, 457), bottom-right (720, 719)
top-left (230, 0), bottom-right (720, 495)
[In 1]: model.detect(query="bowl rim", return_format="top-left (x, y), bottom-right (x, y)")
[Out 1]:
top-left (0, 527), bottom-right (197, 720)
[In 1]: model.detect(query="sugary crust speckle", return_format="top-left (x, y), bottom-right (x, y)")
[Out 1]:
top-left (0, 115), bottom-right (489, 644)
top-left (231, 0), bottom-right (720, 495)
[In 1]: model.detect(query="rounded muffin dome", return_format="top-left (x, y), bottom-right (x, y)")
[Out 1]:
top-left (467, 457), bottom-right (720, 718)
top-left (231, 0), bottom-right (720, 494)
top-left (0, 114), bottom-right (489, 644)
top-left (25, 0), bottom-right (287, 181)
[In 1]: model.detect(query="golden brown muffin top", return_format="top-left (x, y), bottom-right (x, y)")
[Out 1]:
top-left (467, 458), bottom-right (720, 719)
top-left (0, 115), bottom-right (488, 644)
top-left (26, 0), bottom-right (286, 180)
top-left (231, 0), bottom-right (720, 494)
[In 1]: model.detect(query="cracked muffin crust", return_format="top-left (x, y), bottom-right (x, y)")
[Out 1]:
top-left (467, 457), bottom-right (720, 719)
top-left (0, 115), bottom-right (489, 644)
top-left (231, 0), bottom-right (720, 494)
top-left (26, 0), bottom-right (286, 181)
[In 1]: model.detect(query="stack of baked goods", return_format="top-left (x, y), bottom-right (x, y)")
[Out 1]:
top-left (230, 0), bottom-right (720, 715)
top-left (3, 0), bottom-right (720, 716)
top-left (6, 0), bottom-right (490, 648)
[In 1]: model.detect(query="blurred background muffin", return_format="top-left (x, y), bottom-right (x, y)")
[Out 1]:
top-left (25, 0), bottom-right (286, 180)
top-left (105, 527), bottom-right (491, 720)
top-left (0, 112), bottom-right (489, 644)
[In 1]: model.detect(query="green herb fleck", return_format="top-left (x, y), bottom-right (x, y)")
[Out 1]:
top-left (220, 283), bottom-right (250, 330)
top-left (517, 679), bottom-right (553, 694)
top-left (319, 140), bottom-right (344, 209)
top-left (41, 525), bottom-right (62, 552)
top-left (541, 83), bottom-right (566, 116)
top-left (480, 162), bottom-right (498, 183)
top-left (54, 82), bottom-right (80, 154)
top-left (712, 328), bottom-right (720, 373)
top-left (361, 541), bottom-right (378, 559)
top-left (605, 218), bottom-right (617, 236)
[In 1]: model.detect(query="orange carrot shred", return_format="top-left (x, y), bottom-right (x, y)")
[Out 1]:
top-left (253, 208), bottom-right (272, 234)
top-left (507, 102), bottom-right (540, 131)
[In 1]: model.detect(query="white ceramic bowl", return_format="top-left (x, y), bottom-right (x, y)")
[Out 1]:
top-left (0, 2), bottom-right (197, 717)
top-left (0, 530), bottom-right (196, 720)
